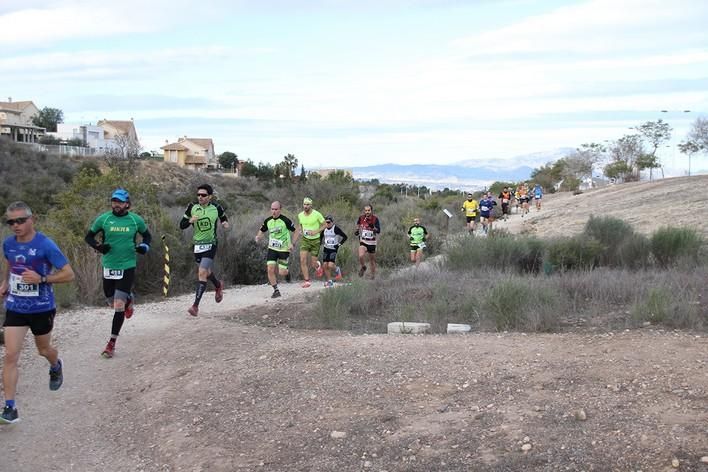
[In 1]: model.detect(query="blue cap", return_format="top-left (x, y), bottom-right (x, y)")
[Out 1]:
top-left (111, 189), bottom-right (130, 202)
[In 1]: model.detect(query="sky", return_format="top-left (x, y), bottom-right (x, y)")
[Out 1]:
top-left (2, 0), bottom-right (708, 174)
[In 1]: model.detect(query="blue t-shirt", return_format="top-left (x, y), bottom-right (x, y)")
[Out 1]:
top-left (534, 186), bottom-right (543, 198)
top-left (479, 198), bottom-right (495, 217)
top-left (3, 232), bottom-right (69, 314)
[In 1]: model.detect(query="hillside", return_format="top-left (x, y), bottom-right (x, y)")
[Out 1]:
top-left (500, 175), bottom-right (708, 238)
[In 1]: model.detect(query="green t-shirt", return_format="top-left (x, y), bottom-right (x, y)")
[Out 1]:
top-left (260, 215), bottom-right (297, 252)
top-left (297, 210), bottom-right (325, 240)
top-left (90, 211), bottom-right (148, 270)
top-left (408, 225), bottom-right (428, 245)
top-left (183, 202), bottom-right (227, 245)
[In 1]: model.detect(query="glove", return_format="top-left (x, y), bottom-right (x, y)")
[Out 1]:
top-left (354, 230), bottom-right (360, 236)
top-left (135, 243), bottom-right (150, 255)
top-left (95, 243), bottom-right (111, 255)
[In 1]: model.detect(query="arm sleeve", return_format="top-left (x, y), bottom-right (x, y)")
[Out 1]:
top-left (179, 203), bottom-right (194, 230)
top-left (407, 226), bottom-right (413, 235)
top-left (216, 203), bottom-right (228, 223)
top-left (259, 218), bottom-right (269, 233)
top-left (334, 225), bottom-right (348, 244)
top-left (140, 229), bottom-right (153, 246)
top-left (422, 226), bottom-right (428, 235)
top-left (85, 229), bottom-right (101, 249)
top-left (374, 218), bottom-right (381, 234)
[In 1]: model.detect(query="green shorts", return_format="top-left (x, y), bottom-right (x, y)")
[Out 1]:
top-left (300, 237), bottom-right (321, 257)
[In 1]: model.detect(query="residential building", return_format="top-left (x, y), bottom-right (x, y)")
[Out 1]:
top-left (96, 119), bottom-right (141, 156)
top-left (0, 99), bottom-right (44, 143)
top-left (54, 123), bottom-right (108, 153)
top-left (161, 136), bottom-right (217, 170)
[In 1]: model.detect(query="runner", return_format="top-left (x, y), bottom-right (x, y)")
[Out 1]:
top-left (461, 192), bottom-right (479, 235)
top-left (355, 204), bottom-right (381, 279)
top-left (85, 189), bottom-right (152, 358)
top-left (255, 201), bottom-right (299, 298)
top-left (407, 217), bottom-right (428, 266)
top-left (518, 183), bottom-right (530, 217)
top-left (1, 201), bottom-right (75, 424)
top-left (320, 215), bottom-right (348, 287)
top-left (498, 187), bottom-right (512, 221)
top-left (479, 192), bottom-right (497, 234)
top-left (297, 197), bottom-right (326, 288)
top-left (533, 183), bottom-right (544, 211)
top-left (513, 188), bottom-right (521, 214)
top-left (179, 184), bottom-right (229, 317)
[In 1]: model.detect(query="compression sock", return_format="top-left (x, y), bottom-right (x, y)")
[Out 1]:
top-left (194, 281), bottom-right (207, 306)
top-left (207, 273), bottom-right (220, 288)
top-left (111, 311), bottom-right (125, 336)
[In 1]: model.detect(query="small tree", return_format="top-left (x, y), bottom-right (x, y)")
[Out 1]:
top-left (678, 140), bottom-right (702, 176)
top-left (636, 119), bottom-right (672, 180)
top-left (218, 151), bottom-right (238, 170)
top-left (31, 107), bottom-right (64, 132)
top-left (607, 134), bottom-right (644, 181)
top-left (104, 134), bottom-right (141, 173)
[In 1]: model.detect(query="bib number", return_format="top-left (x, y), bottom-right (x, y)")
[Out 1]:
top-left (9, 273), bottom-right (39, 297)
top-left (418, 242), bottom-right (426, 249)
top-left (325, 237), bottom-right (337, 246)
top-left (361, 230), bottom-right (374, 240)
top-left (194, 243), bottom-right (213, 254)
top-left (269, 239), bottom-right (283, 249)
top-left (103, 268), bottom-right (124, 280)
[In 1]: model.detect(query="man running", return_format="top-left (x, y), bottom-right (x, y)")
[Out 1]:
top-left (533, 183), bottom-right (544, 211)
top-left (180, 184), bottom-right (229, 316)
top-left (320, 215), bottom-right (347, 287)
top-left (518, 183), bottom-right (530, 217)
top-left (407, 217), bottom-right (428, 266)
top-left (355, 204), bottom-right (381, 278)
top-left (86, 189), bottom-right (152, 358)
top-left (297, 197), bottom-right (326, 288)
top-left (255, 201), bottom-right (299, 298)
top-left (461, 192), bottom-right (479, 234)
top-left (1, 201), bottom-right (75, 424)
top-left (498, 187), bottom-right (512, 221)
top-left (479, 192), bottom-right (497, 234)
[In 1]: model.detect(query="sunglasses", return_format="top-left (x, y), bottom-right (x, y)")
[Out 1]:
top-left (325, 220), bottom-right (333, 223)
top-left (197, 193), bottom-right (209, 197)
top-left (6, 216), bottom-right (30, 226)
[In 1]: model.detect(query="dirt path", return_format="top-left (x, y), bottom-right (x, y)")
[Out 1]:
top-left (2, 177), bottom-right (708, 471)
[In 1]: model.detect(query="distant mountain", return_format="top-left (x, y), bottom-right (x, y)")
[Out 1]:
top-left (345, 148), bottom-right (574, 190)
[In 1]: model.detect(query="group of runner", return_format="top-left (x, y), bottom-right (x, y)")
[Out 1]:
top-left (461, 183), bottom-right (544, 234)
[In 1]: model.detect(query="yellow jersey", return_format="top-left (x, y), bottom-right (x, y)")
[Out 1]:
top-left (462, 199), bottom-right (479, 217)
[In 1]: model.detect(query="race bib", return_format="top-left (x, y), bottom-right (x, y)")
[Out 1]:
top-left (194, 243), bottom-right (213, 253)
top-left (269, 238), bottom-right (283, 249)
top-left (481, 205), bottom-right (489, 212)
top-left (418, 242), bottom-right (426, 249)
top-left (325, 237), bottom-right (337, 246)
top-left (502, 199), bottom-right (509, 203)
top-left (361, 230), bottom-right (374, 240)
top-left (103, 268), bottom-right (124, 280)
top-left (9, 273), bottom-right (39, 297)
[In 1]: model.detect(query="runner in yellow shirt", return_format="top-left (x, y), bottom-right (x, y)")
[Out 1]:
top-left (297, 197), bottom-right (326, 288)
top-left (461, 192), bottom-right (479, 235)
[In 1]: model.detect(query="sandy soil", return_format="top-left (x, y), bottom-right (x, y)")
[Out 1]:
top-left (2, 176), bottom-right (708, 472)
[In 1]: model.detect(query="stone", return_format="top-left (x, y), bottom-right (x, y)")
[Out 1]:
top-left (330, 431), bottom-right (347, 439)
top-left (521, 443), bottom-right (532, 452)
top-left (574, 409), bottom-right (587, 421)
top-left (446, 323), bottom-right (471, 334)
top-left (387, 322), bottom-right (430, 335)
top-left (671, 458), bottom-right (679, 468)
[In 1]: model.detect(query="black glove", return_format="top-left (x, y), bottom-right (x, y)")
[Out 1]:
top-left (135, 243), bottom-right (150, 255)
top-left (95, 243), bottom-right (111, 255)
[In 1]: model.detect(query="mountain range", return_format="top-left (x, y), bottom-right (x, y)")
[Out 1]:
top-left (345, 148), bottom-right (574, 190)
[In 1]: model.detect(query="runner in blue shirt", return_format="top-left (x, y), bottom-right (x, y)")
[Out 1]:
top-left (0, 201), bottom-right (75, 425)
top-left (533, 184), bottom-right (544, 211)
top-left (479, 192), bottom-right (497, 235)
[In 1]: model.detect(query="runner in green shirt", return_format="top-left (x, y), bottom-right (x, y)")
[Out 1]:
top-left (255, 201), bottom-right (299, 298)
top-left (407, 217), bottom-right (428, 266)
top-left (85, 188), bottom-right (152, 358)
top-left (297, 197), bottom-right (326, 288)
top-left (179, 184), bottom-right (229, 317)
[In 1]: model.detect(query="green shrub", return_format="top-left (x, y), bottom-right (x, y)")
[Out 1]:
top-left (617, 233), bottom-right (651, 269)
top-left (546, 236), bottom-right (603, 272)
top-left (632, 287), bottom-right (670, 323)
top-left (480, 279), bottom-right (561, 331)
top-left (583, 215), bottom-right (636, 267)
top-left (650, 226), bottom-right (704, 268)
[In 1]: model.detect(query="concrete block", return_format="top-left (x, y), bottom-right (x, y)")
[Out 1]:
top-left (387, 322), bottom-right (430, 334)
top-left (447, 323), bottom-right (471, 334)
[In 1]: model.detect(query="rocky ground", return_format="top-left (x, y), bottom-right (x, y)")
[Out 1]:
top-left (1, 176), bottom-right (708, 472)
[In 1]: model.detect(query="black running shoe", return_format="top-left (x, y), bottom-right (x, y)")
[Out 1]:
top-left (358, 265), bottom-right (367, 277)
top-left (271, 289), bottom-right (281, 299)
top-left (49, 359), bottom-right (63, 391)
top-left (0, 406), bottom-right (19, 424)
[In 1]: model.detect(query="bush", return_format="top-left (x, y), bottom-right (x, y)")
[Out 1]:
top-left (583, 215), bottom-right (637, 267)
top-left (650, 226), bottom-right (704, 268)
top-left (480, 278), bottom-right (561, 331)
top-left (443, 234), bottom-right (545, 274)
top-left (546, 236), bottom-right (603, 272)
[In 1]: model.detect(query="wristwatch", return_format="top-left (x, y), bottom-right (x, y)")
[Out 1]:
top-left (41, 275), bottom-right (47, 284)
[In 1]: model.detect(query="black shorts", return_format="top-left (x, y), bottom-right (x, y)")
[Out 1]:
top-left (359, 242), bottom-right (377, 254)
top-left (194, 245), bottom-right (218, 264)
top-left (4, 309), bottom-right (56, 336)
top-left (520, 196), bottom-right (530, 203)
top-left (322, 248), bottom-right (338, 263)
top-left (103, 267), bottom-right (136, 298)
top-left (466, 216), bottom-right (476, 223)
top-left (501, 203), bottom-right (510, 214)
top-left (266, 249), bottom-right (290, 264)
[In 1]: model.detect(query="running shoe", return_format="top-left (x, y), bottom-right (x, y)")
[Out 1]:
top-left (124, 295), bottom-right (134, 319)
top-left (0, 406), bottom-right (19, 424)
top-left (334, 266), bottom-right (342, 281)
top-left (301, 280), bottom-right (312, 288)
top-left (315, 261), bottom-right (324, 278)
top-left (49, 359), bottom-right (63, 391)
top-left (358, 265), bottom-right (367, 277)
top-left (325, 280), bottom-right (334, 288)
top-left (271, 289), bottom-right (281, 298)
top-left (188, 305), bottom-right (199, 317)
top-left (101, 341), bottom-right (115, 359)
top-left (215, 280), bottom-right (224, 303)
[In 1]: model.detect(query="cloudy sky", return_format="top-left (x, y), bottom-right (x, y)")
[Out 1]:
top-left (2, 0), bottom-right (707, 172)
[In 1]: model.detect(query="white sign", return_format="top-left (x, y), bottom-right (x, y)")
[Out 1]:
top-left (442, 209), bottom-right (453, 218)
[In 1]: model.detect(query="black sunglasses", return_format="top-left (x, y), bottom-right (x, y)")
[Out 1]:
top-left (197, 193), bottom-right (209, 197)
top-left (6, 216), bottom-right (30, 226)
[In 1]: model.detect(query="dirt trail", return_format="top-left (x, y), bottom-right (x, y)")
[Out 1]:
top-left (2, 176), bottom-right (708, 471)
